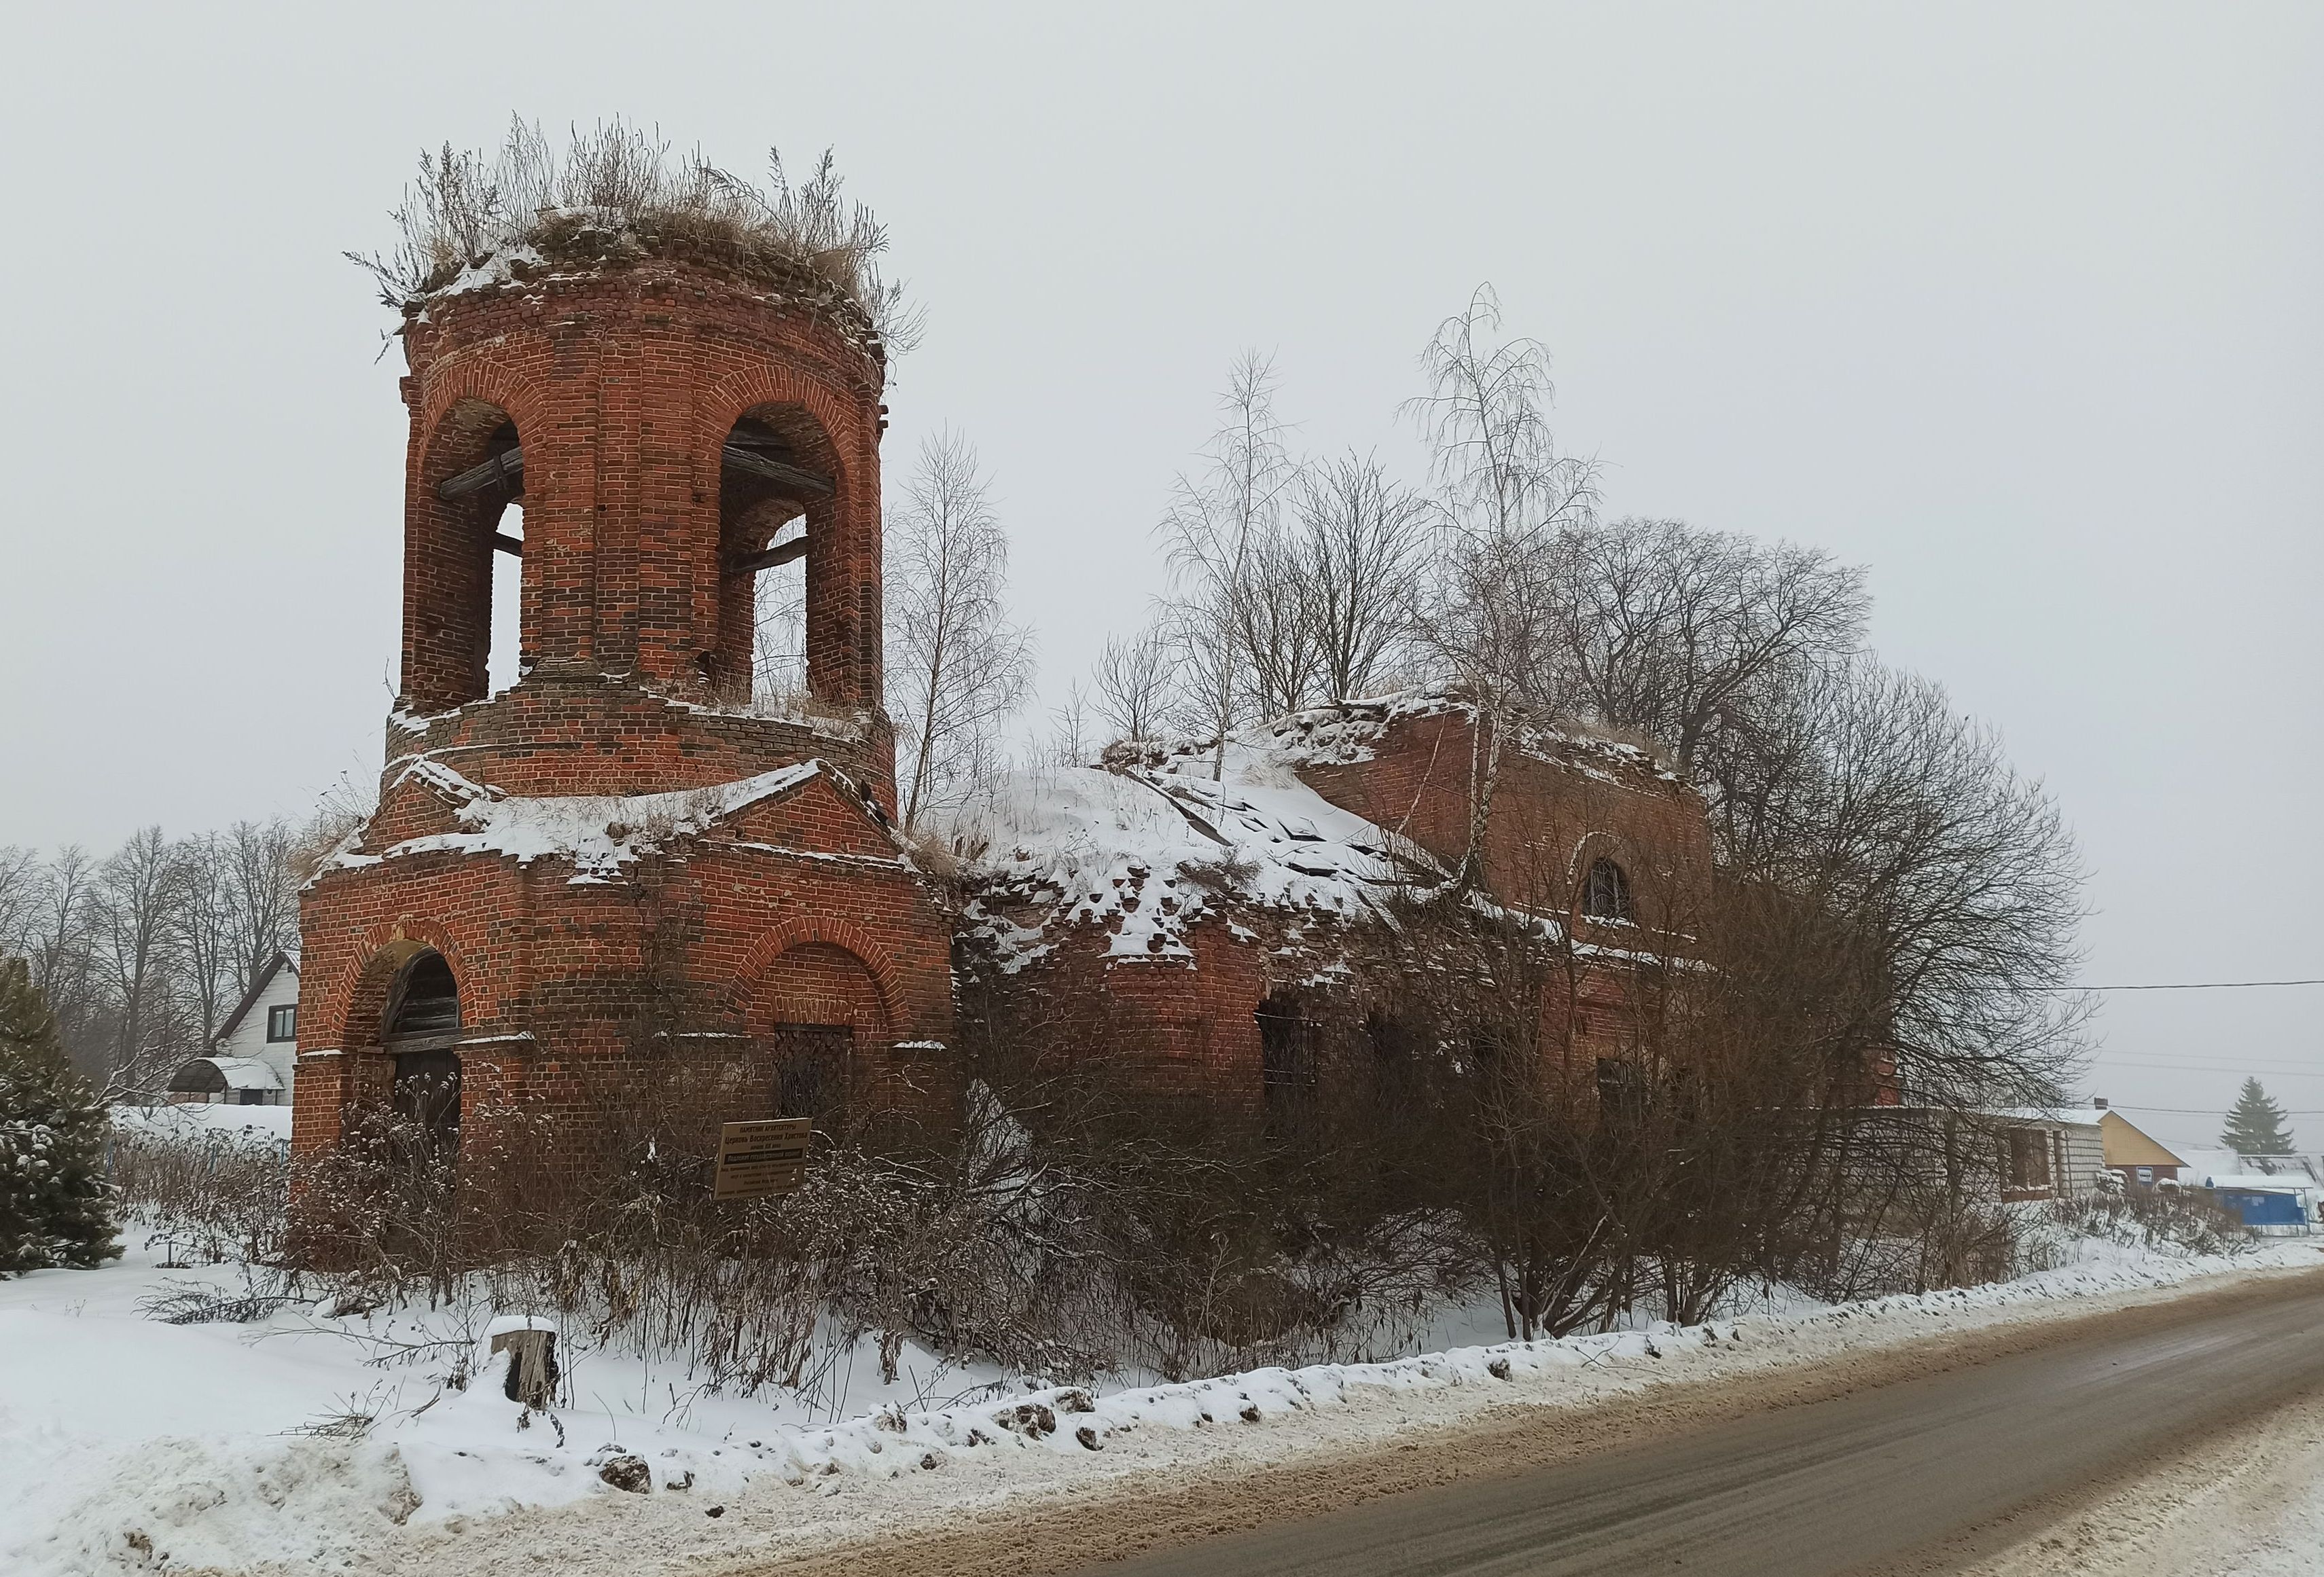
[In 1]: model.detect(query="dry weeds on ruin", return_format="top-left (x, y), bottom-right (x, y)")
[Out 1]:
top-left (350, 117), bottom-right (918, 354)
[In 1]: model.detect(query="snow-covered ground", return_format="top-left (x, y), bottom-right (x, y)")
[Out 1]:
top-left (3, 1229), bottom-right (2314, 1576)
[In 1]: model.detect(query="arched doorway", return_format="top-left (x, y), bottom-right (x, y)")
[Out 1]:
top-left (1257, 991), bottom-right (1320, 1140)
top-left (748, 939), bottom-right (893, 1134)
top-left (383, 951), bottom-right (463, 1153)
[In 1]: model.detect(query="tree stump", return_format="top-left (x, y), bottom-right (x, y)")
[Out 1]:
top-left (493, 1326), bottom-right (558, 1408)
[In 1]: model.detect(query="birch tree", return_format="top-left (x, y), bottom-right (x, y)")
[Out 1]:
top-left (887, 431), bottom-right (1033, 833)
top-left (1406, 286), bottom-right (1598, 883)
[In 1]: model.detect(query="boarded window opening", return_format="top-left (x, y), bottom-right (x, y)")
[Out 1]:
top-left (386, 954), bottom-right (461, 1043)
top-left (1596, 1056), bottom-right (1646, 1124)
top-left (380, 951), bottom-right (463, 1155)
top-left (412, 409), bottom-right (523, 710)
top-left (1257, 994), bottom-right (1320, 1140)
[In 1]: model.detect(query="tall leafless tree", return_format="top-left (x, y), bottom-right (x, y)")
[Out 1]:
top-left (887, 431), bottom-right (1035, 833)
top-left (1406, 286), bottom-right (1599, 882)
top-left (1092, 619), bottom-right (1181, 745)
top-left (222, 819), bottom-right (298, 989)
top-left (24, 846), bottom-right (102, 1076)
top-left (173, 833), bottom-right (240, 1045)
top-left (1235, 526), bottom-right (1325, 721)
top-left (1160, 352), bottom-right (1298, 779)
top-left (93, 827), bottom-right (187, 1098)
top-left (0, 846), bottom-right (38, 961)
top-left (1545, 517), bottom-right (1868, 778)
top-left (1294, 452), bottom-right (1430, 704)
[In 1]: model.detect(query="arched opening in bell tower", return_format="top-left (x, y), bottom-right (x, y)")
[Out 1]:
top-left (711, 407), bottom-right (842, 711)
top-left (407, 401), bottom-right (526, 712)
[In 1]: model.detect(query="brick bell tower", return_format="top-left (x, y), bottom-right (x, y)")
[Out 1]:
top-left (293, 247), bottom-right (955, 1175)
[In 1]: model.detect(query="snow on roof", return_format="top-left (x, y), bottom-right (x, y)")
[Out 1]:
top-left (1985, 1107), bottom-right (2108, 1128)
top-left (329, 758), bottom-right (842, 884)
top-left (2203, 1174), bottom-right (2316, 1193)
top-left (944, 759), bottom-right (1438, 971)
top-left (1230, 685), bottom-right (1682, 785)
top-left (200, 1057), bottom-right (283, 1091)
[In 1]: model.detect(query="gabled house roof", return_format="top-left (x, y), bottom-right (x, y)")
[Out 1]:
top-left (2098, 1110), bottom-right (2187, 1170)
top-left (213, 950), bottom-right (298, 1047)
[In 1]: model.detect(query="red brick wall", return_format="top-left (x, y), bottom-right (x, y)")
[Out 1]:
top-left (296, 257), bottom-right (950, 1191)
top-left (297, 829), bottom-right (955, 1163)
top-left (963, 710), bottom-right (1715, 1113)
top-left (1294, 706), bottom-right (1716, 946)
top-left (396, 262), bottom-right (887, 726)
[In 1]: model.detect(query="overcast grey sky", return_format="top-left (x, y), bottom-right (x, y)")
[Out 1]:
top-left (1, 3), bottom-right (2317, 1150)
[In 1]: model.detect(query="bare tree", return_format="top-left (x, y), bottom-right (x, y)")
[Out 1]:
top-left (0, 846), bottom-right (39, 960)
top-left (1043, 681), bottom-right (1094, 768)
top-left (223, 819), bottom-right (298, 989)
top-left (1295, 452), bottom-right (1430, 704)
top-left (172, 833), bottom-right (240, 1045)
top-left (751, 549), bottom-right (807, 704)
top-left (93, 827), bottom-right (189, 1098)
top-left (1406, 286), bottom-right (1598, 882)
top-left (24, 846), bottom-right (103, 1077)
top-left (1547, 517), bottom-right (1867, 776)
top-left (1092, 619), bottom-right (1181, 745)
top-left (1159, 352), bottom-right (1298, 779)
top-left (887, 431), bottom-right (1035, 832)
top-left (1236, 525), bottom-right (1325, 721)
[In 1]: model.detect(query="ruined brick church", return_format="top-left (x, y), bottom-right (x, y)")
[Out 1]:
top-left (291, 242), bottom-right (1709, 1170)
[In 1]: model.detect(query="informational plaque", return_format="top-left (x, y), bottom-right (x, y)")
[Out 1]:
top-left (713, 1117), bottom-right (812, 1200)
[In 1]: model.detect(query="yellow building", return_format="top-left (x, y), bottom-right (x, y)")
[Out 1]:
top-left (2097, 1107), bottom-right (2185, 1186)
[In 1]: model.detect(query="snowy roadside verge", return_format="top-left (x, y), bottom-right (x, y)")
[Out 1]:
top-left (6, 1239), bottom-right (2319, 1577)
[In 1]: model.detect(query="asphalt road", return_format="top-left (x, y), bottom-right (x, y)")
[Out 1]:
top-left (1079, 1275), bottom-right (2324, 1577)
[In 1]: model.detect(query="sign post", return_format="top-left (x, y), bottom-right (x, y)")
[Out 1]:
top-left (712, 1117), bottom-right (812, 1201)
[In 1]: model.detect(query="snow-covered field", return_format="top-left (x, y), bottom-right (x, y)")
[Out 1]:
top-left (3, 1229), bottom-right (2315, 1577)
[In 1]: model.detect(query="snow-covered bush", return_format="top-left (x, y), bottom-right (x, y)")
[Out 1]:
top-left (2043, 1189), bottom-right (2252, 1261)
top-left (109, 1119), bottom-right (289, 1269)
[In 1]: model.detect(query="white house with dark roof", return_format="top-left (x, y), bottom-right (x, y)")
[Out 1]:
top-left (166, 951), bottom-right (300, 1106)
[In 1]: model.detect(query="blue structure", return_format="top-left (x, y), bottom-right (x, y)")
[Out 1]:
top-left (2209, 1182), bottom-right (2313, 1233)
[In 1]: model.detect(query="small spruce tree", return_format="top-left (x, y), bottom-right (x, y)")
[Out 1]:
top-left (0, 958), bottom-right (120, 1275)
top-left (2221, 1076), bottom-right (2296, 1167)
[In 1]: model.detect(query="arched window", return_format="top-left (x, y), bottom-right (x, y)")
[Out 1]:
top-left (1584, 857), bottom-right (1632, 923)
